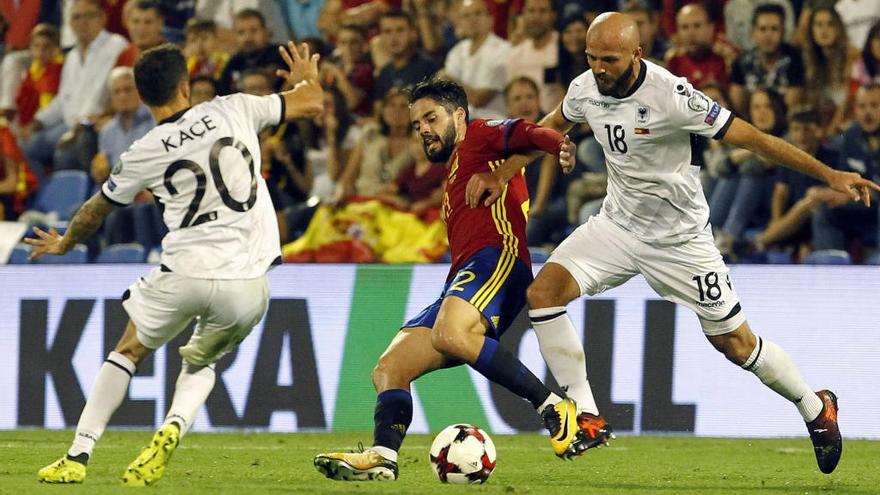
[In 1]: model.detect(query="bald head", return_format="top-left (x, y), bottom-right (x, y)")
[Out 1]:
top-left (585, 12), bottom-right (642, 97)
top-left (587, 12), bottom-right (641, 53)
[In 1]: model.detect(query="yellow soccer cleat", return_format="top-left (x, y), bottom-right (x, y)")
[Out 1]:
top-left (37, 456), bottom-right (86, 484)
top-left (542, 398), bottom-right (581, 459)
top-left (314, 448), bottom-right (399, 481)
top-left (121, 423), bottom-right (180, 486)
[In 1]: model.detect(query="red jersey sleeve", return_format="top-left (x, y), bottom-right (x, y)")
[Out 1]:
top-left (478, 119), bottom-right (563, 157)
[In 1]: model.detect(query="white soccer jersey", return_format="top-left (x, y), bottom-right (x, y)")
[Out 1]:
top-left (562, 59), bottom-right (734, 245)
top-left (102, 93), bottom-right (284, 279)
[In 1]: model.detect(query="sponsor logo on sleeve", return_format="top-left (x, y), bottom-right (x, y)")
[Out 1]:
top-left (704, 103), bottom-right (721, 125)
top-left (687, 91), bottom-right (710, 112)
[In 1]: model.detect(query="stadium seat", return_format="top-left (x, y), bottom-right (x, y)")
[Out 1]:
top-left (865, 253), bottom-right (880, 265)
top-left (35, 244), bottom-right (88, 264)
top-left (803, 249), bottom-right (852, 265)
top-left (530, 247), bottom-right (551, 263)
top-left (96, 243), bottom-right (147, 263)
top-left (8, 244), bottom-right (32, 264)
top-left (33, 170), bottom-right (90, 221)
top-left (765, 251), bottom-right (793, 264)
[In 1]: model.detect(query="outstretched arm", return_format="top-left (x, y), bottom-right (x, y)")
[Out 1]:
top-left (721, 117), bottom-right (880, 206)
top-left (276, 42), bottom-right (325, 121)
top-left (465, 108), bottom-right (576, 208)
top-left (24, 192), bottom-right (116, 260)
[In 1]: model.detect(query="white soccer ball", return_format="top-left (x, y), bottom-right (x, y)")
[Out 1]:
top-left (429, 423), bottom-right (497, 484)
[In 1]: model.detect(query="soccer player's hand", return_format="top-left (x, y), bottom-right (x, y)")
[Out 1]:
top-left (277, 41), bottom-right (320, 87)
top-left (466, 172), bottom-right (504, 208)
top-left (559, 135), bottom-right (576, 174)
top-left (23, 227), bottom-right (69, 261)
top-left (825, 169), bottom-right (880, 207)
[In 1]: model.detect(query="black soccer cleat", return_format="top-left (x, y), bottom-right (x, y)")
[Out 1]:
top-left (806, 390), bottom-right (842, 474)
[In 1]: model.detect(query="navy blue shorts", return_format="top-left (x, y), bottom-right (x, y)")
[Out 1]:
top-left (402, 247), bottom-right (532, 337)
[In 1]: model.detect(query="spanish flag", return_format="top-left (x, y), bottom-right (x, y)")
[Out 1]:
top-left (0, 121), bottom-right (39, 219)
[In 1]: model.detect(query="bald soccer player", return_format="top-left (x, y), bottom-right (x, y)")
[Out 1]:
top-left (467, 12), bottom-right (880, 474)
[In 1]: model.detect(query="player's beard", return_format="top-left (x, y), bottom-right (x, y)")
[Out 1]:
top-left (595, 62), bottom-right (635, 97)
top-left (423, 122), bottom-right (457, 163)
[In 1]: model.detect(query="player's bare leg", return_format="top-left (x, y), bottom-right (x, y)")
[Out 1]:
top-left (707, 321), bottom-right (842, 473)
top-left (315, 327), bottom-right (449, 481)
top-left (431, 296), bottom-right (581, 459)
top-left (38, 321), bottom-right (152, 483)
top-left (526, 262), bottom-right (615, 455)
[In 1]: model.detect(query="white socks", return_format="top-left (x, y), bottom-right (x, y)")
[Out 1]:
top-left (742, 336), bottom-right (824, 422)
top-left (164, 362), bottom-right (216, 436)
top-left (69, 351), bottom-right (136, 458)
top-left (537, 392), bottom-right (565, 413)
top-left (529, 307), bottom-right (599, 415)
top-left (369, 446), bottom-right (398, 463)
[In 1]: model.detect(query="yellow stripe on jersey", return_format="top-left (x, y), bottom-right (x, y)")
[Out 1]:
top-left (492, 186), bottom-right (517, 256)
top-left (470, 251), bottom-right (515, 311)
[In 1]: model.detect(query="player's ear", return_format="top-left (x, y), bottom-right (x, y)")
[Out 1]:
top-left (179, 77), bottom-right (191, 104)
top-left (454, 106), bottom-right (467, 125)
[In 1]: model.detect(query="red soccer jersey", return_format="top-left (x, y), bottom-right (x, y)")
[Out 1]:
top-left (443, 118), bottom-right (563, 278)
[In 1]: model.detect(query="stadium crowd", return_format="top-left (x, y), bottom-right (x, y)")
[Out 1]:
top-left (1, 0), bottom-right (879, 264)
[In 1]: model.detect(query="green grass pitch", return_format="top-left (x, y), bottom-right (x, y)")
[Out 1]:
top-left (1, 430), bottom-right (877, 494)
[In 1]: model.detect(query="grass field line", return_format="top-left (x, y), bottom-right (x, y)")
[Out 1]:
top-left (1, 442), bottom-right (599, 453)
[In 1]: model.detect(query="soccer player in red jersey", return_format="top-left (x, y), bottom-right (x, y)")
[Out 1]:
top-left (314, 79), bottom-right (609, 482)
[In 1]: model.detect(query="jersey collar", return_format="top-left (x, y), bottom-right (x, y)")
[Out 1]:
top-left (614, 60), bottom-right (647, 100)
top-left (158, 107), bottom-right (191, 126)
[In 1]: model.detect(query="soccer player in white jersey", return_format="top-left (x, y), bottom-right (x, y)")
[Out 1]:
top-left (467, 13), bottom-right (880, 475)
top-left (29, 42), bottom-right (323, 486)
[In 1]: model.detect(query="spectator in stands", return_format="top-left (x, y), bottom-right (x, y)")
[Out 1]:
top-left (278, 0), bottom-right (324, 40)
top-left (810, 83), bottom-right (880, 254)
top-left (155, 0), bottom-right (196, 44)
top-left (116, 0), bottom-right (166, 67)
top-left (0, 0), bottom-right (42, 122)
top-left (337, 88), bottom-right (413, 200)
top-left (189, 75), bottom-right (217, 105)
top-left (725, 0), bottom-right (796, 51)
top-left (196, 0), bottom-right (289, 48)
top-left (553, 15), bottom-right (589, 89)
top-left (14, 24), bottom-right (63, 128)
top-left (327, 24), bottom-right (374, 116)
top-left (91, 66), bottom-right (157, 247)
top-left (0, 119), bottom-right (39, 221)
top-left (442, 0), bottom-right (510, 120)
top-left (803, 7), bottom-right (860, 135)
top-left (184, 18), bottom-right (229, 79)
top-left (622, 0), bottom-right (669, 65)
top-left (666, 3), bottom-right (729, 89)
top-left (216, 8), bottom-right (285, 95)
top-left (299, 85), bottom-right (358, 202)
top-left (372, 9), bottom-right (440, 100)
top-left (754, 106), bottom-right (839, 256)
top-left (377, 135), bottom-right (445, 218)
top-left (809, 0), bottom-right (880, 49)
top-left (21, 0), bottom-right (129, 183)
top-left (850, 21), bottom-right (880, 86)
top-left (91, 67), bottom-right (154, 180)
top-left (505, 0), bottom-right (560, 114)
top-left (729, 4), bottom-right (805, 117)
top-left (710, 88), bottom-right (788, 258)
top-left (318, 0), bottom-right (395, 39)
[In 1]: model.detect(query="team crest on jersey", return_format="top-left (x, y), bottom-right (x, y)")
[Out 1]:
top-left (687, 91), bottom-right (710, 113)
top-left (636, 105), bottom-right (650, 124)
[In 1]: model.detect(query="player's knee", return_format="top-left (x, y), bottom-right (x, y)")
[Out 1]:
top-left (710, 331), bottom-right (756, 366)
top-left (431, 326), bottom-right (464, 359)
top-left (527, 279), bottom-right (560, 309)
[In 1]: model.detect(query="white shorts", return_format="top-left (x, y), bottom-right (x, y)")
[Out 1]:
top-left (547, 213), bottom-right (746, 336)
top-left (123, 267), bottom-right (270, 365)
